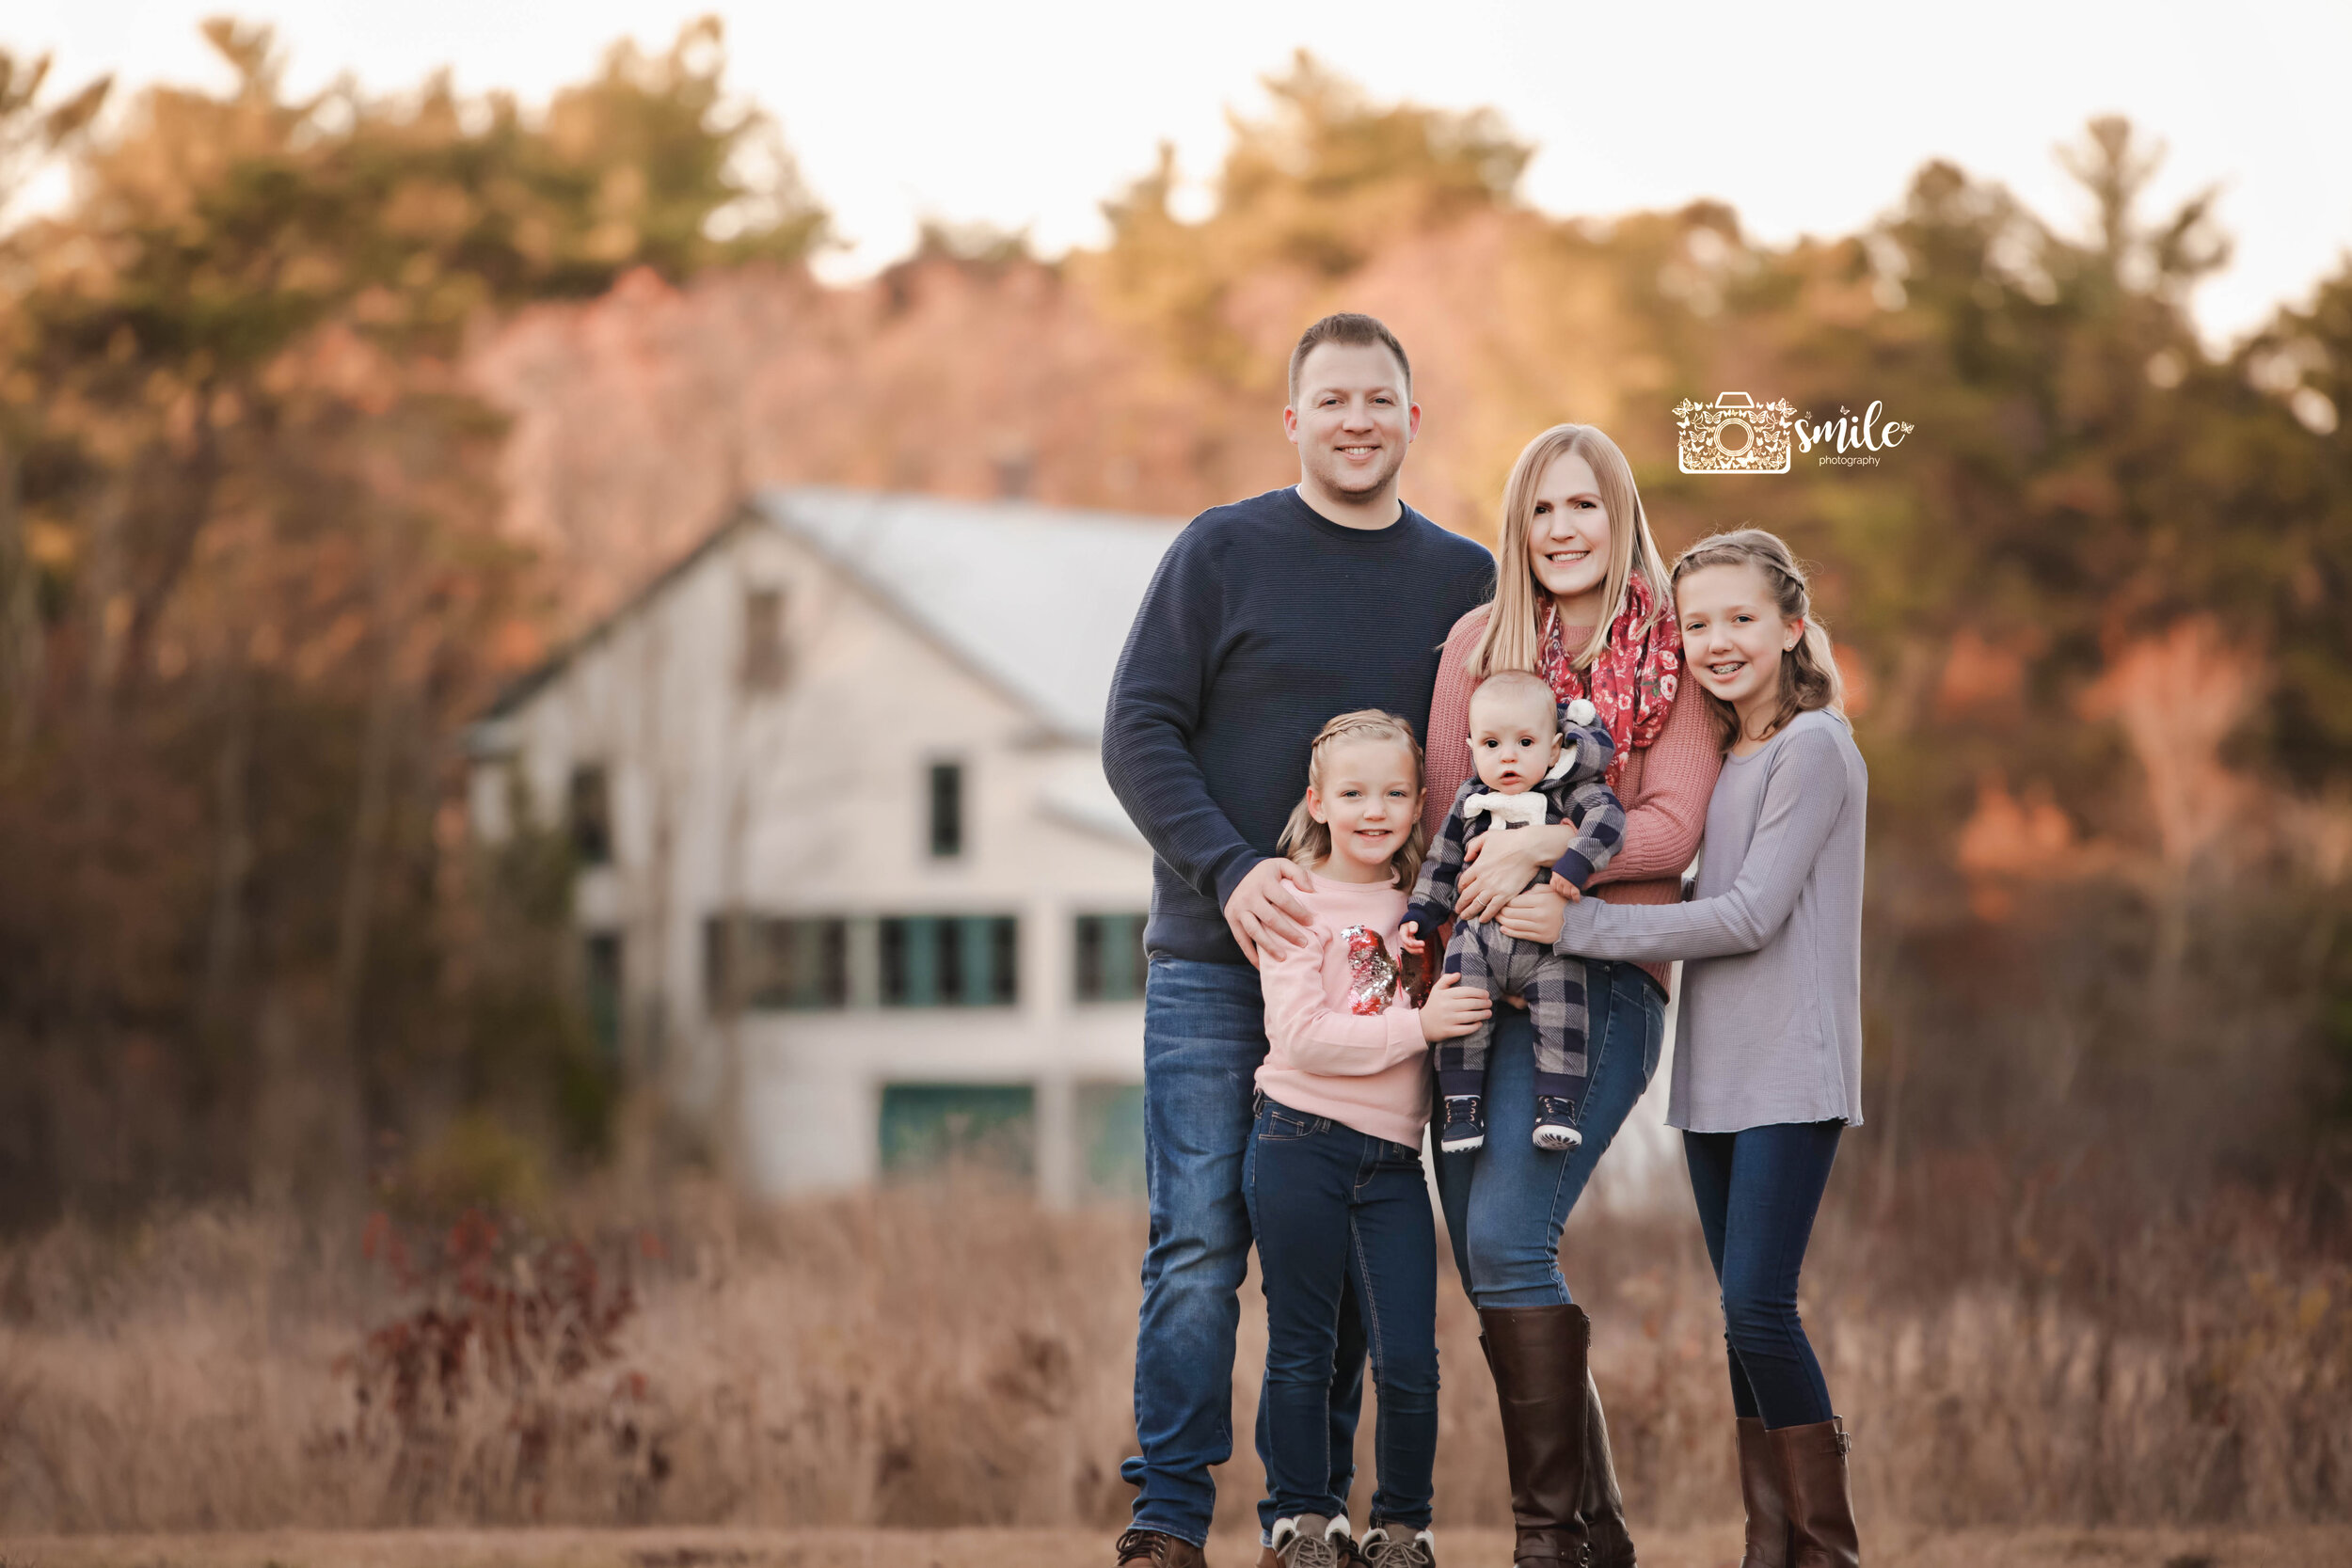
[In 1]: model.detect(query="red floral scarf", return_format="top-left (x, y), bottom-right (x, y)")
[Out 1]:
top-left (1537, 571), bottom-right (1680, 793)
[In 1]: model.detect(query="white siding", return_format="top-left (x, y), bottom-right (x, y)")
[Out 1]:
top-left (471, 505), bottom-right (1163, 1201)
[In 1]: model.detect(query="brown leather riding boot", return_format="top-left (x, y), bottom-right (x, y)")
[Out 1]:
top-left (1767, 1418), bottom-right (1859, 1568)
top-left (1734, 1418), bottom-right (1791, 1568)
top-left (1479, 1304), bottom-right (1595, 1567)
top-left (1582, 1371), bottom-right (1636, 1568)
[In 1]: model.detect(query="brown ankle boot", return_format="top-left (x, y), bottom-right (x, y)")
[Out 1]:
top-left (1735, 1418), bottom-right (1791, 1568)
top-left (1767, 1418), bottom-right (1858, 1568)
top-left (1582, 1371), bottom-right (1636, 1568)
top-left (1115, 1528), bottom-right (1209, 1567)
top-left (1479, 1304), bottom-right (1595, 1567)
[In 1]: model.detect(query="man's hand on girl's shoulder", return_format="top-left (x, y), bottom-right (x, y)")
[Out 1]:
top-left (1224, 858), bottom-right (1315, 968)
top-left (1419, 973), bottom-right (1491, 1042)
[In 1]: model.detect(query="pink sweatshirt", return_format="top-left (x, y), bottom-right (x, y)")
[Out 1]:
top-left (1255, 870), bottom-right (1434, 1147)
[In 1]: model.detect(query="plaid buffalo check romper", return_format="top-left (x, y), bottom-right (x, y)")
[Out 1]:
top-left (1405, 716), bottom-right (1625, 1118)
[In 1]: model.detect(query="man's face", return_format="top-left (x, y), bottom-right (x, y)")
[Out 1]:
top-left (1284, 341), bottom-right (1420, 500)
top-left (1467, 689), bottom-right (1564, 795)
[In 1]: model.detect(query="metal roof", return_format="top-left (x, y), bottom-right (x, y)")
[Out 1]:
top-left (479, 486), bottom-right (1187, 743)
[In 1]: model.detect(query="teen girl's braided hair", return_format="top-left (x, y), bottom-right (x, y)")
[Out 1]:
top-left (1670, 529), bottom-right (1845, 751)
top-left (1276, 709), bottom-right (1430, 892)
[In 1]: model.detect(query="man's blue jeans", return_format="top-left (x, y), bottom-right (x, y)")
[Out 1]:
top-left (1682, 1120), bottom-right (1843, 1427)
top-left (1245, 1096), bottom-right (1439, 1530)
top-left (1123, 956), bottom-right (1366, 1546)
top-left (1434, 961), bottom-right (1666, 1306)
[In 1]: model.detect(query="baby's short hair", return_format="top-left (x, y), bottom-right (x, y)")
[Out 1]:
top-left (1469, 670), bottom-right (1560, 726)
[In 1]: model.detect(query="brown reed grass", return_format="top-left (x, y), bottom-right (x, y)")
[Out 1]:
top-left (0, 1178), bottom-right (2346, 1537)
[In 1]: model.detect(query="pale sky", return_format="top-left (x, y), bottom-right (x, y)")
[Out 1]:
top-left (17, 1), bottom-right (2352, 350)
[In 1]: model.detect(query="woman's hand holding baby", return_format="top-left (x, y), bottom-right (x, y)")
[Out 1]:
top-left (1496, 885), bottom-right (1570, 945)
top-left (1454, 822), bottom-right (1572, 921)
top-left (1418, 972), bottom-right (1491, 1041)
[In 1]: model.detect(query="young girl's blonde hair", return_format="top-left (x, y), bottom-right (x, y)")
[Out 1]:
top-left (1467, 422), bottom-right (1676, 679)
top-left (1670, 528), bottom-right (1846, 750)
top-left (1276, 709), bottom-right (1430, 891)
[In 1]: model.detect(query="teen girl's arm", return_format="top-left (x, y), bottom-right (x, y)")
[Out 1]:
top-left (1520, 721), bottom-right (1851, 961)
top-left (1102, 525), bottom-right (1310, 960)
top-left (1261, 929), bottom-right (1441, 1075)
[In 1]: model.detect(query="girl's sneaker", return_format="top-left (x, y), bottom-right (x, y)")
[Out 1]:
top-left (1359, 1525), bottom-right (1438, 1567)
top-left (1438, 1095), bottom-right (1486, 1152)
top-left (1268, 1515), bottom-right (1345, 1568)
top-left (1532, 1097), bottom-right (1583, 1152)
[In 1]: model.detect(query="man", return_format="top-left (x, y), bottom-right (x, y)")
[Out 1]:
top-left (1104, 314), bottom-right (1494, 1566)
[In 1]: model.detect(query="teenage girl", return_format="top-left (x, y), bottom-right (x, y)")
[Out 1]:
top-left (1248, 710), bottom-right (1486, 1568)
top-left (1501, 529), bottom-right (1870, 1567)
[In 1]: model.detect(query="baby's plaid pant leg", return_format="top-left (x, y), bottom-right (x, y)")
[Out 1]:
top-left (1522, 948), bottom-right (1593, 1111)
top-left (1435, 922), bottom-right (1500, 1101)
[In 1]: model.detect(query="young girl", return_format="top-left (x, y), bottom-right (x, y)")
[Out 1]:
top-left (1248, 710), bottom-right (1487, 1568)
top-left (1502, 529), bottom-right (1869, 1565)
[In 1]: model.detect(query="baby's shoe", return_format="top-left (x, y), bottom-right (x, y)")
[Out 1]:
top-left (1438, 1095), bottom-right (1486, 1153)
top-left (1533, 1097), bottom-right (1583, 1151)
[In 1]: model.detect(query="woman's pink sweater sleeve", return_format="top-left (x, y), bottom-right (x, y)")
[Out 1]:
top-left (1591, 679), bottom-right (1721, 885)
top-left (1262, 931), bottom-right (1428, 1076)
top-left (1422, 608), bottom-right (1488, 843)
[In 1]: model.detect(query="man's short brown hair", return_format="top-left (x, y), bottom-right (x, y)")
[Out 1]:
top-left (1287, 312), bottom-right (1412, 404)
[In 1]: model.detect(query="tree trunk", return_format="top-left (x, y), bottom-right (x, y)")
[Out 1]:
top-left (199, 660), bottom-right (255, 1041)
top-left (0, 439), bottom-right (43, 760)
top-left (326, 514), bottom-right (405, 1195)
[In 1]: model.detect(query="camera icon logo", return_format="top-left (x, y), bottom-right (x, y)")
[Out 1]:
top-left (1675, 392), bottom-right (1799, 475)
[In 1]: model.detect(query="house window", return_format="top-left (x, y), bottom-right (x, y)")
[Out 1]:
top-left (568, 764), bottom-right (612, 865)
top-left (1075, 1081), bottom-right (1146, 1201)
top-left (880, 914), bottom-right (1018, 1006)
top-left (1074, 913), bottom-right (1148, 1003)
top-left (741, 587), bottom-right (787, 691)
top-left (928, 762), bottom-right (963, 858)
top-left (704, 915), bottom-right (850, 1012)
top-left (879, 1083), bottom-right (1035, 1182)
top-left (583, 931), bottom-right (623, 1065)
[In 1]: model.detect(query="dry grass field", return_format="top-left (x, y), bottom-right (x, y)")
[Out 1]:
top-left (0, 1180), bottom-right (2347, 1547)
top-left (6, 1525), bottom-right (2352, 1568)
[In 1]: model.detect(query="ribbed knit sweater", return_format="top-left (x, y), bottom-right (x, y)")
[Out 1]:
top-left (1255, 871), bottom-right (1434, 1147)
top-left (1421, 605), bottom-right (1723, 997)
top-left (1103, 486), bottom-right (1495, 966)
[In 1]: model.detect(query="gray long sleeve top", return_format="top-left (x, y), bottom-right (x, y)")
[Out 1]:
top-left (1550, 708), bottom-right (1867, 1132)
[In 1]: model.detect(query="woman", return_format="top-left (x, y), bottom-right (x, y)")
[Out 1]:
top-left (1502, 529), bottom-right (1868, 1566)
top-left (1422, 424), bottom-right (1721, 1568)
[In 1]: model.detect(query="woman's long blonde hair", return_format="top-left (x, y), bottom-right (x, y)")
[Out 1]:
top-left (1277, 710), bottom-right (1429, 891)
top-left (1467, 423), bottom-right (1676, 679)
top-left (1671, 528), bottom-right (1845, 750)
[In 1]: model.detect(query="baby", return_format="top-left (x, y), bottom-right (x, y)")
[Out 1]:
top-left (1403, 671), bottom-right (1625, 1154)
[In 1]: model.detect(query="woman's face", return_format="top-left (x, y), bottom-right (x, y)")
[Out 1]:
top-left (1677, 562), bottom-right (1799, 714)
top-left (1525, 451), bottom-right (1613, 610)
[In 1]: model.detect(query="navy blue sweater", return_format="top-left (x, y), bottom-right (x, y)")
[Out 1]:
top-left (1103, 485), bottom-right (1495, 965)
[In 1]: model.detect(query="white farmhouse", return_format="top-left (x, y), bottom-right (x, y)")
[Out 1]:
top-left (466, 487), bottom-right (1184, 1204)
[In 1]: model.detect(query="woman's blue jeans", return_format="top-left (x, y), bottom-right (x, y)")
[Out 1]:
top-left (1435, 960), bottom-right (1666, 1307)
top-left (1682, 1120), bottom-right (1843, 1428)
top-left (1246, 1096), bottom-right (1440, 1530)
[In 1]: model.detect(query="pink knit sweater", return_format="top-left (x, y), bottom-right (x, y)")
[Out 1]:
top-left (1422, 606), bottom-right (1722, 997)
top-left (1255, 871), bottom-right (1435, 1148)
